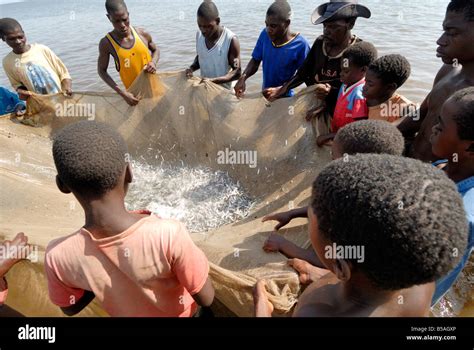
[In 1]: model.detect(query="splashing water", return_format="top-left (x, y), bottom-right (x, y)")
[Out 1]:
top-left (125, 161), bottom-right (255, 233)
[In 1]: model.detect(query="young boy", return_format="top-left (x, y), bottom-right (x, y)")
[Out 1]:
top-left (0, 232), bottom-right (32, 317)
top-left (0, 86), bottom-right (26, 115)
top-left (98, 0), bottom-right (160, 106)
top-left (255, 154), bottom-right (468, 316)
top-left (45, 121), bottom-right (214, 317)
top-left (398, 0), bottom-right (474, 162)
top-left (262, 120), bottom-right (405, 283)
top-left (185, 1), bottom-right (241, 89)
top-left (430, 87), bottom-right (474, 305)
top-left (1, 18), bottom-right (72, 99)
top-left (363, 54), bottom-right (416, 124)
top-left (316, 41), bottom-right (377, 146)
top-left (234, 1), bottom-right (309, 98)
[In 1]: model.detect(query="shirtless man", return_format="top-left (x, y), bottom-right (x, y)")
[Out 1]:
top-left (398, 0), bottom-right (474, 162)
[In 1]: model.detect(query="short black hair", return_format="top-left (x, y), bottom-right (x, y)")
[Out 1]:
top-left (335, 120), bottom-right (405, 156)
top-left (447, 0), bottom-right (474, 21)
top-left (311, 154), bottom-right (468, 290)
top-left (342, 41), bottom-right (378, 68)
top-left (197, 1), bottom-right (219, 21)
top-left (266, 0), bottom-right (292, 22)
top-left (449, 87), bottom-right (474, 141)
top-left (0, 18), bottom-right (23, 39)
top-left (368, 54), bottom-right (411, 88)
top-left (105, 0), bottom-right (127, 14)
top-left (53, 121), bottom-right (128, 197)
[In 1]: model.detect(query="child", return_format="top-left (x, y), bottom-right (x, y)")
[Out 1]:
top-left (45, 121), bottom-right (214, 317)
top-left (0, 232), bottom-right (32, 317)
top-left (430, 87), bottom-right (474, 305)
top-left (98, 0), bottom-right (160, 106)
top-left (234, 0), bottom-right (310, 98)
top-left (185, 1), bottom-right (241, 89)
top-left (0, 86), bottom-right (26, 115)
top-left (1, 18), bottom-right (72, 99)
top-left (363, 54), bottom-right (416, 124)
top-left (255, 154), bottom-right (468, 316)
top-left (316, 41), bottom-right (377, 146)
top-left (262, 120), bottom-right (405, 283)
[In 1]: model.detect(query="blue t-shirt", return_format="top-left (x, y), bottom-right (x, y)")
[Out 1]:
top-left (432, 172), bottom-right (474, 305)
top-left (0, 87), bottom-right (26, 115)
top-left (252, 29), bottom-right (310, 96)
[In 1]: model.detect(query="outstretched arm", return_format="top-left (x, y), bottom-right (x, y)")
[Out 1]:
top-left (97, 38), bottom-right (140, 106)
top-left (262, 206), bottom-right (308, 231)
top-left (263, 234), bottom-right (323, 267)
top-left (186, 55), bottom-right (200, 78)
top-left (234, 58), bottom-right (261, 98)
top-left (139, 28), bottom-right (159, 73)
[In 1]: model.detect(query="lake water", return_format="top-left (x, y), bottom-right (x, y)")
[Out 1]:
top-left (1, 0), bottom-right (449, 103)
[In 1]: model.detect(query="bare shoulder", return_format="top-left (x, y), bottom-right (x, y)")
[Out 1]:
top-left (293, 277), bottom-right (341, 317)
top-left (99, 36), bottom-right (112, 53)
top-left (135, 27), bottom-right (152, 41)
top-left (434, 64), bottom-right (455, 85)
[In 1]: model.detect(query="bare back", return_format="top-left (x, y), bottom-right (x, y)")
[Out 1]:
top-left (294, 273), bottom-right (434, 317)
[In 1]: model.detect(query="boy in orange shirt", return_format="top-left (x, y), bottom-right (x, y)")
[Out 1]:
top-left (45, 121), bottom-right (214, 317)
top-left (363, 54), bottom-right (416, 124)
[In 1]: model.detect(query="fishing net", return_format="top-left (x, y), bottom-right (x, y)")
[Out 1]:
top-left (0, 70), bottom-right (331, 317)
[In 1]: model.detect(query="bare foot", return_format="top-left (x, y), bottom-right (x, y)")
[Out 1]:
top-left (253, 280), bottom-right (274, 317)
top-left (288, 258), bottom-right (330, 285)
top-left (0, 232), bottom-right (32, 277)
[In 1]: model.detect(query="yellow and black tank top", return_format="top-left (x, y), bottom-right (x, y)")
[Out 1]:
top-left (106, 27), bottom-right (152, 89)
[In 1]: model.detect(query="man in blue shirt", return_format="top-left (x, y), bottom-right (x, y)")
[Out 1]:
top-left (0, 86), bottom-right (26, 115)
top-left (234, 1), bottom-right (309, 98)
top-left (430, 87), bottom-right (474, 305)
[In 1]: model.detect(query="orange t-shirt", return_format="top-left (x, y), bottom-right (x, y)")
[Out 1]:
top-left (0, 277), bottom-right (7, 306)
top-left (368, 94), bottom-right (415, 124)
top-left (44, 213), bottom-right (209, 317)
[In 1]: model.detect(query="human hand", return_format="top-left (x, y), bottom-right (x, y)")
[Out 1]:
top-left (144, 61), bottom-right (157, 74)
top-left (185, 68), bottom-right (194, 78)
top-left (121, 91), bottom-right (141, 106)
top-left (262, 86), bottom-right (283, 102)
top-left (314, 83), bottom-right (331, 100)
top-left (288, 258), bottom-right (329, 285)
top-left (263, 233), bottom-right (288, 253)
top-left (63, 88), bottom-right (73, 97)
top-left (234, 77), bottom-right (246, 98)
top-left (262, 211), bottom-right (293, 230)
top-left (0, 232), bottom-right (32, 278)
top-left (253, 279), bottom-right (274, 317)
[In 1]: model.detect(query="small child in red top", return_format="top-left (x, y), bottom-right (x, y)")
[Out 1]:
top-left (316, 41), bottom-right (378, 147)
